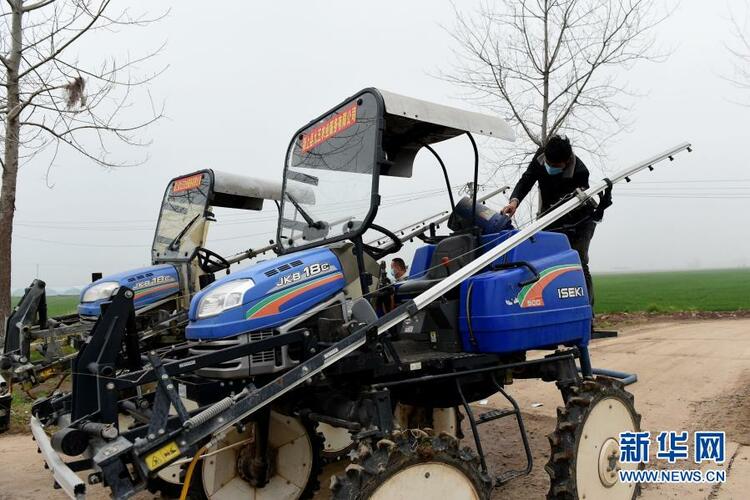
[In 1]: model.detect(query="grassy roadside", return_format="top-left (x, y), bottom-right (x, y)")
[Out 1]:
top-left (7, 378), bottom-right (70, 434)
top-left (9, 294), bottom-right (78, 317)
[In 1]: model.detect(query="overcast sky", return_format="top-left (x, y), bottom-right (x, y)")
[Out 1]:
top-left (8, 0), bottom-right (750, 291)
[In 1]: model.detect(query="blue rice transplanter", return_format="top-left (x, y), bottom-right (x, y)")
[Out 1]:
top-left (28, 88), bottom-right (691, 500)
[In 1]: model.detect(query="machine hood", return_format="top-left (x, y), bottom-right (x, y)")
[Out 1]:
top-left (186, 247), bottom-right (345, 340)
top-left (77, 264), bottom-right (180, 318)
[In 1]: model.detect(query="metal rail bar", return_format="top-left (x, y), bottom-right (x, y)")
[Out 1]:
top-left (366, 211), bottom-right (448, 247)
top-left (370, 353), bottom-right (576, 389)
top-left (226, 242), bottom-right (277, 265)
top-left (588, 367), bottom-right (638, 386)
top-left (31, 416), bottom-right (86, 499)
top-left (375, 185), bottom-right (510, 250)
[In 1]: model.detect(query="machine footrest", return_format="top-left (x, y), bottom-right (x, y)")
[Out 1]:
top-left (591, 329), bottom-right (618, 339)
top-left (455, 374), bottom-right (533, 487)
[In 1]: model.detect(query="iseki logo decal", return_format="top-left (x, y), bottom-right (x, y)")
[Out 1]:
top-left (557, 286), bottom-right (584, 299)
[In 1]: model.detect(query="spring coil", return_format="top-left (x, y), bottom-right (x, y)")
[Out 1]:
top-left (183, 397), bottom-right (234, 429)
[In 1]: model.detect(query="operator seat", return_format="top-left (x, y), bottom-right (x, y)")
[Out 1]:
top-left (397, 233), bottom-right (476, 295)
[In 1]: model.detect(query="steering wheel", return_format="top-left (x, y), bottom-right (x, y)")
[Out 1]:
top-left (363, 223), bottom-right (403, 260)
top-left (196, 247), bottom-right (231, 274)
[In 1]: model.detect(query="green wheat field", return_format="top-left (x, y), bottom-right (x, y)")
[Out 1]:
top-left (593, 268), bottom-right (750, 314)
top-left (10, 268), bottom-right (750, 316)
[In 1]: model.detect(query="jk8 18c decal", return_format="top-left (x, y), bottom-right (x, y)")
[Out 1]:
top-left (132, 275), bottom-right (179, 299)
top-left (516, 264), bottom-right (583, 308)
top-left (275, 262), bottom-right (332, 288)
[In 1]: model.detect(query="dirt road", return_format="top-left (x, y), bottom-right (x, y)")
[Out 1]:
top-left (1, 318), bottom-right (749, 499)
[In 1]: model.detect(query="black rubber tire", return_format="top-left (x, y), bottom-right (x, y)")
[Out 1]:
top-left (186, 414), bottom-right (324, 500)
top-left (330, 428), bottom-right (491, 500)
top-left (545, 376), bottom-right (642, 500)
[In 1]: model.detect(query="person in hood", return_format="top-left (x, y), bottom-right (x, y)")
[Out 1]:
top-left (501, 135), bottom-right (597, 307)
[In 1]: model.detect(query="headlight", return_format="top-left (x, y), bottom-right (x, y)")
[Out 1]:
top-left (197, 279), bottom-right (254, 319)
top-left (81, 281), bottom-right (120, 303)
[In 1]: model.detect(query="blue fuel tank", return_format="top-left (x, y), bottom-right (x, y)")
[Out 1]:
top-left (457, 230), bottom-right (592, 353)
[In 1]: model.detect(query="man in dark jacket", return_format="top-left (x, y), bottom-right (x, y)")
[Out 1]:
top-left (502, 135), bottom-right (597, 306)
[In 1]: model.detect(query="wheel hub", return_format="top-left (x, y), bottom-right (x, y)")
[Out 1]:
top-left (201, 411), bottom-right (317, 499)
top-left (575, 396), bottom-right (638, 500)
top-left (598, 438), bottom-right (620, 487)
top-left (236, 444), bottom-right (276, 487)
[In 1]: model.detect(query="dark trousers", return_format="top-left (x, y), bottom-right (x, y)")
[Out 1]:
top-left (557, 220), bottom-right (596, 309)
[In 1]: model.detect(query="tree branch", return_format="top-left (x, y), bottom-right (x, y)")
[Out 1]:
top-left (22, 0), bottom-right (56, 12)
top-left (18, 0), bottom-right (111, 79)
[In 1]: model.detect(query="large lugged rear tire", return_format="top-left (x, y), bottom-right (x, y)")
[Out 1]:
top-left (331, 429), bottom-right (490, 500)
top-left (546, 377), bottom-right (642, 500)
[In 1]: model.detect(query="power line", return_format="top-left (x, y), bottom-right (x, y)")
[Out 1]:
top-left (11, 189), bottom-right (458, 247)
top-left (13, 185), bottom-right (458, 229)
top-left (14, 235), bottom-right (146, 248)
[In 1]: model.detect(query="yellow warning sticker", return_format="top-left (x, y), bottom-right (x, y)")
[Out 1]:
top-left (145, 441), bottom-right (180, 471)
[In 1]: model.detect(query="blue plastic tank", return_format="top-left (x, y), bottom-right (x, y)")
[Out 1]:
top-left (458, 231), bottom-right (592, 353)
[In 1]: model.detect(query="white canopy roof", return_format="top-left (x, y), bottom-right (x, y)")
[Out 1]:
top-left (378, 89), bottom-right (516, 142)
top-left (211, 170), bottom-right (315, 208)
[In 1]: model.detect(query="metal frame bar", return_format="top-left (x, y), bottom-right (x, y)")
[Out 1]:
top-left (373, 186), bottom-right (509, 251)
top-left (31, 416), bottom-right (86, 500)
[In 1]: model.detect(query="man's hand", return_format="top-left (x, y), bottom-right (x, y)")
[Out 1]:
top-left (502, 198), bottom-right (519, 216)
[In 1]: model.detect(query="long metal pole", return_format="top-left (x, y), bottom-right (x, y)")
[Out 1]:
top-left (367, 211), bottom-right (449, 247)
top-left (387, 141), bottom-right (692, 326)
top-left (394, 142), bottom-right (690, 324)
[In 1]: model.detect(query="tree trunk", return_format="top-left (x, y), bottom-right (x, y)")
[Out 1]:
top-left (0, 1), bottom-right (23, 343)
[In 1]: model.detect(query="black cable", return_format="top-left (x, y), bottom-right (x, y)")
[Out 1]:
top-left (466, 132), bottom-right (479, 226)
top-left (421, 143), bottom-right (455, 211)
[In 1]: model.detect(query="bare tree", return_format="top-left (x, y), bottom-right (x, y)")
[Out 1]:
top-left (727, 2), bottom-right (750, 99)
top-left (443, 0), bottom-right (669, 217)
top-left (0, 0), bottom-right (165, 339)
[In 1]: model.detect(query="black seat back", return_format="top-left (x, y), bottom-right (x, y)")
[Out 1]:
top-left (425, 234), bottom-right (476, 279)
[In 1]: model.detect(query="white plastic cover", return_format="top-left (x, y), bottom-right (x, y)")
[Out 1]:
top-left (212, 170), bottom-right (315, 205)
top-left (378, 89), bottom-right (516, 142)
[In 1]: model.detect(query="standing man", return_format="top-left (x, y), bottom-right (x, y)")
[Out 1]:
top-left (501, 135), bottom-right (597, 306)
top-left (390, 258), bottom-right (408, 282)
